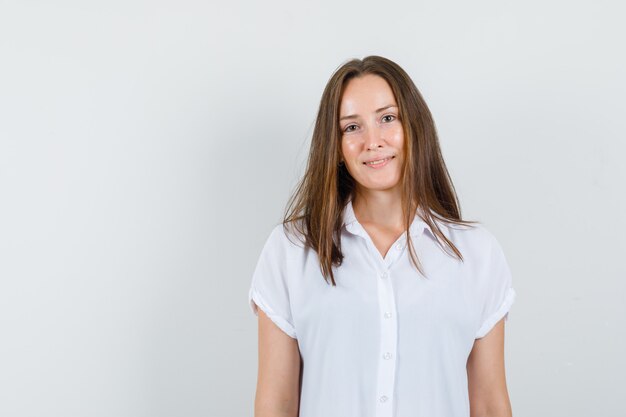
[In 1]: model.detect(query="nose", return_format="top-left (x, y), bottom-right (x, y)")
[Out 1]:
top-left (365, 124), bottom-right (384, 150)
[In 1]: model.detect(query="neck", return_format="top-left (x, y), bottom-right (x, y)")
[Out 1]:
top-left (352, 188), bottom-right (408, 230)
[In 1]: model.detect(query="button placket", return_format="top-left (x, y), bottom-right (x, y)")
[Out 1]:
top-left (353, 222), bottom-right (402, 416)
top-left (375, 268), bottom-right (398, 417)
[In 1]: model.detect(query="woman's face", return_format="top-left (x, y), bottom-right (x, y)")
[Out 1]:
top-left (339, 74), bottom-right (404, 194)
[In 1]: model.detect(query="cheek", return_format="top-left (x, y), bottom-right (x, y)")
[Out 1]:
top-left (391, 129), bottom-right (405, 162)
top-left (342, 138), bottom-right (361, 158)
top-left (392, 127), bottom-right (405, 145)
top-left (392, 140), bottom-right (403, 157)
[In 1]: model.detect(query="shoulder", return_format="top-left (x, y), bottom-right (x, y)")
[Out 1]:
top-left (263, 221), bottom-right (308, 260)
top-left (431, 218), bottom-right (502, 263)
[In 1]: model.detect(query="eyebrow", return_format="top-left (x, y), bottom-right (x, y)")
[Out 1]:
top-left (339, 104), bottom-right (398, 121)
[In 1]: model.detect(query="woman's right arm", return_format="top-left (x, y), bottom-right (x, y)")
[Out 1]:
top-left (254, 307), bottom-right (301, 417)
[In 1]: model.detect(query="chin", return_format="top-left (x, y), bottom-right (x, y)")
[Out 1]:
top-left (358, 180), bottom-right (401, 191)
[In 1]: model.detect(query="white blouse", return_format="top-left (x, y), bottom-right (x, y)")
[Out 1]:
top-left (248, 198), bottom-right (516, 417)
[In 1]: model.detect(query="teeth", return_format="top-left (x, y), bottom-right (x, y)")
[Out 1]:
top-left (366, 157), bottom-right (391, 165)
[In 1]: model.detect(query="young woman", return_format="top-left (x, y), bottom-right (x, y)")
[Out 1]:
top-left (248, 55), bottom-right (516, 417)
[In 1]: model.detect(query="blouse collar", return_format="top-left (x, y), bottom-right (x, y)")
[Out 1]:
top-left (341, 198), bottom-right (433, 239)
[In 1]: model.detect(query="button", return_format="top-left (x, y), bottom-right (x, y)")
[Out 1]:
top-left (383, 352), bottom-right (392, 359)
top-left (396, 242), bottom-right (404, 250)
top-left (384, 312), bottom-right (392, 319)
top-left (380, 271), bottom-right (389, 279)
top-left (379, 395), bottom-right (388, 403)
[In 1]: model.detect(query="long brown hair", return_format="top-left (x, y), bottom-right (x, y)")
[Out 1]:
top-left (282, 55), bottom-right (479, 286)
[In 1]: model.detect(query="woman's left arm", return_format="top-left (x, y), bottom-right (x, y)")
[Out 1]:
top-left (466, 317), bottom-right (513, 417)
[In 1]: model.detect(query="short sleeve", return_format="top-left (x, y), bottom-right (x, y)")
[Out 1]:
top-left (247, 226), bottom-right (297, 339)
top-left (474, 234), bottom-right (517, 339)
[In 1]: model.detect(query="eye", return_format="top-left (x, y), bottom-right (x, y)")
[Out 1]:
top-left (343, 124), bottom-right (358, 133)
top-left (382, 114), bottom-right (396, 123)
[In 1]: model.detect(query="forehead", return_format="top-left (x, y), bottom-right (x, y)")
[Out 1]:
top-left (340, 74), bottom-right (396, 112)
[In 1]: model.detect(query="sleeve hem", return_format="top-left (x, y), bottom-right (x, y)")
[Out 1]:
top-left (248, 285), bottom-right (297, 339)
top-left (475, 287), bottom-right (516, 339)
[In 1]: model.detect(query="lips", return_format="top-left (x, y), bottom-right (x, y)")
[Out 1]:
top-left (363, 155), bottom-right (395, 165)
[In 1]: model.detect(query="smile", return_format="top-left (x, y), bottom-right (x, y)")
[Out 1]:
top-left (364, 156), bottom-right (394, 168)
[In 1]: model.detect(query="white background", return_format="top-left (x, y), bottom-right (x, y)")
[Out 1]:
top-left (1, 1), bottom-right (624, 416)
